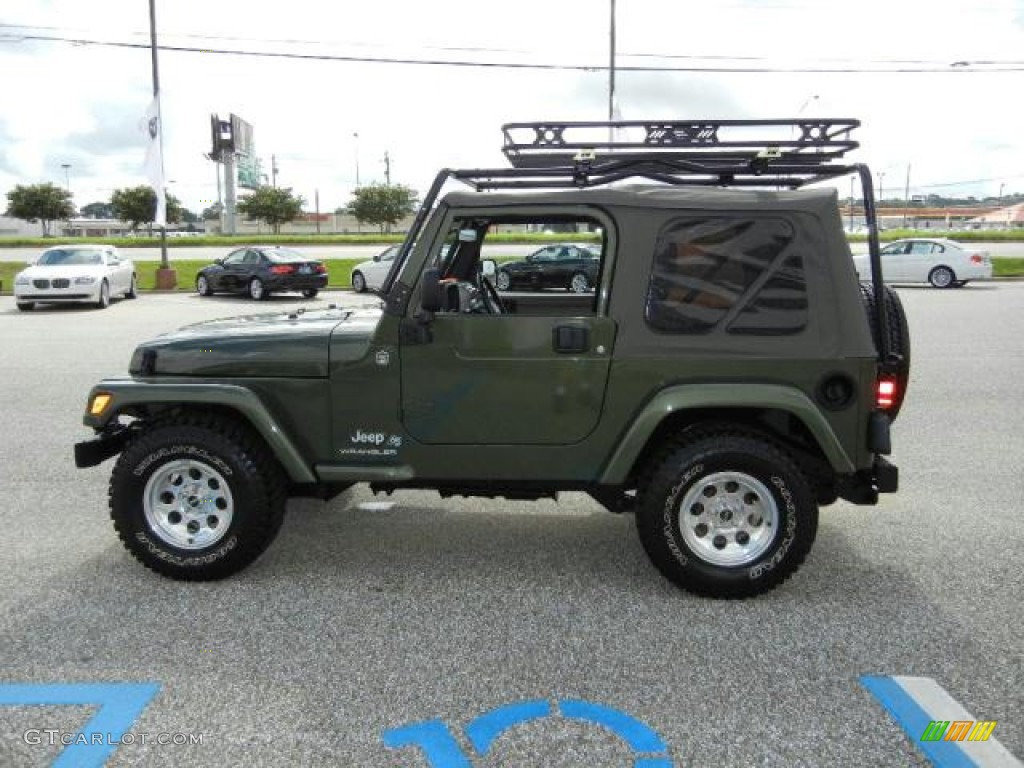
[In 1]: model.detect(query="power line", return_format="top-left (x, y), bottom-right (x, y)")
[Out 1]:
top-left (2, 31), bottom-right (1023, 73)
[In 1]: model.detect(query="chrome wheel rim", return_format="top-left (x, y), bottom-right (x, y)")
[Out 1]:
top-left (143, 459), bottom-right (234, 550)
top-left (931, 268), bottom-right (953, 288)
top-left (250, 279), bottom-right (263, 299)
top-left (678, 471), bottom-right (778, 567)
top-left (570, 273), bottom-right (589, 293)
top-left (197, 276), bottom-right (208, 294)
top-left (352, 273), bottom-right (365, 292)
top-left (497, 272), bottom-right (510, 291)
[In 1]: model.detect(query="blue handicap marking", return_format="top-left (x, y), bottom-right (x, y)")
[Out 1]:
top-left (0, 682), bottom-right (161, 768)
top-left (383, 697), bottom-right (674, 767)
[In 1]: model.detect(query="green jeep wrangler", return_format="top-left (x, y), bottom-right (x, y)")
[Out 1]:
top-left (75, 119), bottom-right (909, 598)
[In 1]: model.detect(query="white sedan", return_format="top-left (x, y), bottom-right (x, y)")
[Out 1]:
top-left (350, 244), bottom-right (399, 293)
top-left (852, 238), bottom-right (992, 289)
top-left (15, 245), bottom-right (137, 311)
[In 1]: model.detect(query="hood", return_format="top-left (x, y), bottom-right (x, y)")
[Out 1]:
top-left (129, 305), bottom-right (382, 378)
top-left (19, 264), bottom-right (106, 281)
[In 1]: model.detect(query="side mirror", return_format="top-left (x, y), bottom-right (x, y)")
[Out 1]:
top-left (372, 254), bottom-right (381, 262)
top-left (214, 258), bottom-right (224, 266)
top-left (420, 268), bottom-right (443, 313)
top-left (480, 259), bottom-right (497, 279)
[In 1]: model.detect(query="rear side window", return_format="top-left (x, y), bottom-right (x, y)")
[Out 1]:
top-left (645, 216), bottom-right (807, 335)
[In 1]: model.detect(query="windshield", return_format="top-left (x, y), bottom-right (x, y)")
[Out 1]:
top-left (37, 249), bottom-right (105, 266)
top-left (264, 248), bottom-right (306, 263)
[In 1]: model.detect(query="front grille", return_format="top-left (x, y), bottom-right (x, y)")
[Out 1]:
top-left (33, 279), bottom-right (50, 289)
top-left (52, 278), bottom-right (70, 289)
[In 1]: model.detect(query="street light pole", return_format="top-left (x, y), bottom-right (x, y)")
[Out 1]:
top-left (61, 163), bottom-right (71, 193)
top-left (903, 164), bottom-right (911, 229)
top-left (353, 132), bottom-right (360, 187)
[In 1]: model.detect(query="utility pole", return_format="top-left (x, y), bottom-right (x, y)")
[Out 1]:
top-left (903, 164), bottom-right (911, 228)
top-left (608, 0), bottom-right (616, 141)
top-left (61, 163), bottom-right (71, 193)
top-left (148, 0), bottom-right (174, 287)
top-left (224, 152), bottom-right (237, 235)
top-left (383, 151), bottom-right (391, 186)
top-left (353, 132), bottom-right (360, 187)
top-left (271, 154), bottom-right (278, 188)
top-left (315, 189), bottom-right (320, 235)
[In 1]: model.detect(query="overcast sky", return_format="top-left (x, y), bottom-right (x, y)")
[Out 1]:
top-left (1, 0), bottom-right (1022, 214)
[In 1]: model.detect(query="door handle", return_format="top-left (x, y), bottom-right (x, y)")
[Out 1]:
top-left (553, 325), bottom-right (589, 353)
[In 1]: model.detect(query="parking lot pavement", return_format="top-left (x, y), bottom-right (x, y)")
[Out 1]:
top-left (1, 285), bottom-right (1022, 767)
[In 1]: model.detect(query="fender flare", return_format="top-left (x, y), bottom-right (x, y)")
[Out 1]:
top-left (599, 383), bottom-right (854, 485)
top-left (83, 380), bottom-right (316, 484)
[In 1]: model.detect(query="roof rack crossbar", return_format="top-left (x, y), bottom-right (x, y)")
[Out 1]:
top-left (502, 118), bottom-right (860, 172)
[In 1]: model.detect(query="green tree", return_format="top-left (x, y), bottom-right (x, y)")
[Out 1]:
top-left (201, 203), bottom-right (223, 220)
top-left (4, 183), bottom-right (75, 236)
top-left (80, 201), bottom-right (114, 219)
top-left (235, 186), bottom-right (305, 234)
top-left (347, 183), bottom-right (419, 233)
top-left (110, 186), bottom-right (183, 233)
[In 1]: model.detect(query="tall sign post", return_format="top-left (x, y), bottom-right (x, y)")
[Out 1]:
top-left (148, 0), bottom-right (176, 288)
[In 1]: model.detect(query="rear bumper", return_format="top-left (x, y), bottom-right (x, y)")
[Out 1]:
top-left (265, 274), bottom-right (328, 292)
top-left (838, 456), bottom-right (899, 505)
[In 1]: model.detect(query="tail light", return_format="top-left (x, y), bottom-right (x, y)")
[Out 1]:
top-left (876, 375), bottom-right (900, 410)
top-left (314, 264), bottom-right (326, 274)
top-left (969, 253), bottom-right (983, 265)
top-left (270, 265), bottom-right (295, 275)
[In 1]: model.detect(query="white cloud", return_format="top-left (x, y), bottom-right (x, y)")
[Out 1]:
top-left (2, 0), bottom-right (1022, 213)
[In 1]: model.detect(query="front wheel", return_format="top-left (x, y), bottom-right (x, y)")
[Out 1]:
top-left (928, 265), bottom-right (956, 289)
top-left (249, 277), bottom-right (267, 300)
top-left (95, 280), bottom-right (110, 309)
top-left (109, 416), bottom-right (286, 580)
top-left (301, 288), bottom-right (319, 299)
top-left (496, 270), bottom-right (512, 292)
top-left (196, 274), bottom-right (213, 296)
top-left (351, 271), bottom-right (367, 293)
top-left (636, 431), bottom-right (818, 598)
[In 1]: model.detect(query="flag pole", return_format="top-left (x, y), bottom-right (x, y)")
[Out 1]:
top-left (149, 0), bottom-right (175, 288)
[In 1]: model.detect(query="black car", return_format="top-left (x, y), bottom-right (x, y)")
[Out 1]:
top-left (196, 246), bottom-right (328, 300)
top-left (495, 243), bottom-right (601, 293)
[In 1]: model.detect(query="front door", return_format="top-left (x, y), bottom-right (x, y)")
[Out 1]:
top-left (399, 208), bottom-right (616, 446)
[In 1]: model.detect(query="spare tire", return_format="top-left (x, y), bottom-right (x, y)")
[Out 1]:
top-left (859, 282), bottom-right (911, 419)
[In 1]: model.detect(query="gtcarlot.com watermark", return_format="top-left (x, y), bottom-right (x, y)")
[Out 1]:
top-left (24, 729), bottom-right (204, 747)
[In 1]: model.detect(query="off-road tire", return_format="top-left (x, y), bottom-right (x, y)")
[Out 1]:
top-left (351, 271), bottom-right (367, 293)
top-left (636, 431), bottom-right (818, 599)
top-left (859, 282), bottom-right (911, 418)
top-left (109, 414), bottom-right (287, 581)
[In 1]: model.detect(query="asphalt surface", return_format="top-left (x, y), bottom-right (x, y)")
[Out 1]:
top-left (0, 285), bottom-right (1022, 767)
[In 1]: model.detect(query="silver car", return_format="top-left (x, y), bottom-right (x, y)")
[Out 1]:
top-left (14, 245), bottom-right (137, 310)
top-left (853, 238), bottom-right (992, 288)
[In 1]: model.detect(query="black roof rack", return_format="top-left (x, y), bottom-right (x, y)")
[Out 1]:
top-left (448, 118), bottom-right (862, 190)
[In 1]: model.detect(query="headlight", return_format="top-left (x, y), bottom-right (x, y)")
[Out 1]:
top-left (74, 276), bottom-right (97, 285)
top-left (15, 275), bottom-right (30, 285)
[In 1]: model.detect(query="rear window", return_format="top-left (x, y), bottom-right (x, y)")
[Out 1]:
top-left (645, 216), bottom-right (807, 335)
top-left (264, 248), bottom-right (306, 263)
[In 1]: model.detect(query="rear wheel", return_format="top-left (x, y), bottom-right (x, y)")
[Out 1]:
top-left (126, 274), bottom-right (138, 299)
top-left (249, 277), bottom-right (267, 300)
top-left (568, 272), bottom-right (590, 293)
top-left (109, 415), bottom-right (286, 580)
top-left (301, 288), bottom-right (319, 299)
top-left (636, 431), bottom-right (818, 599)
top-left (351, 271), bottom-right (367, 293)
top-left (928, 265), bottom-right (956, 289)
top-left (496, 270), bottom-right (512, 292)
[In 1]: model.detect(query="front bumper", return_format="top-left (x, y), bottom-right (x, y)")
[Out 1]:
top-left (16, 282), bottom-right (102, 303)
